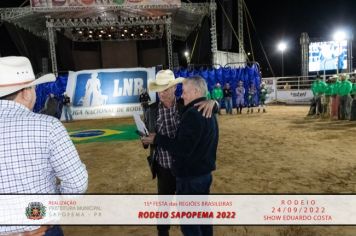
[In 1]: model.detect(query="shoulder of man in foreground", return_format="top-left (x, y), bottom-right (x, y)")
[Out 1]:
top-left (35, 113), bottom-right (89, 194)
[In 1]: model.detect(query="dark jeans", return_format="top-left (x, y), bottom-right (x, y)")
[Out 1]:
top-left (63, 105), bottom-right (73, 122)
top-left (224, 97), bottom-right (232, 114)
top-left (157, 165), bottom-right (176, 236)
top-left (339, 95), bottom-right (351, 120)
top-left (315, 95), bottom-right (322, 115)
top-left (176, 173), bottom-right (213, 236)
top-left (45, 226), bottom-right (64, 236)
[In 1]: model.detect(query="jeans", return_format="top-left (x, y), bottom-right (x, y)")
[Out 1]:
top-left (224, 97), bottom-right (232, 114)
top-left (315, 95), bottom-right (322, 115)
top-left (63, 105), bottom-right (73, 122)
top-left (45, 226), bottom-right (64, 236)
top-left (339, 95), bottom-right (351, 120)
top-left (176, 173), bottom-right (213, 236)
top-left (157, 165), bottom-right (176, 236)
top-left (321, 95), bottom-right (330, 118)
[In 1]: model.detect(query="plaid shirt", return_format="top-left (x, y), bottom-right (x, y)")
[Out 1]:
top-left (0, 100), bottom-right (88, 234)
top-left (155, 101), bottom-right (180, 169)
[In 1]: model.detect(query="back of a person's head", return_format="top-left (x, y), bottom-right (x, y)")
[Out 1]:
top-left (185, 76), bottom-right (207, 97)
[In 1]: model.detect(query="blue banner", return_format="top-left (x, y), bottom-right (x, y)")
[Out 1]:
top-left (73, 71), bottom-right (148, 107)
top-left (66, 68), bottom-right (155, 120)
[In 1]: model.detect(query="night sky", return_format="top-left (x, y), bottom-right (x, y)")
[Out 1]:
top-left (1, 0), bottom-right (356, 77)
top-left (243, 0), bottom-right (356, 77)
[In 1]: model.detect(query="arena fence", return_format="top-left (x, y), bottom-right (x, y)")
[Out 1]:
top-left (264, 72), bottom-right (356, 105)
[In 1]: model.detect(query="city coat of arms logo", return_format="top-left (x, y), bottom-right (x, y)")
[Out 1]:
top-left (25, 202), bottom-right (46, 220)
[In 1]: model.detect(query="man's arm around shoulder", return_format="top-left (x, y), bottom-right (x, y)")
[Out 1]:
top-left (155, 108), bottom-right (202, 156)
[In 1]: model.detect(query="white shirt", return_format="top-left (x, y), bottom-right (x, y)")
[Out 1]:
top-left (0, 100), bottom-right (88, 234)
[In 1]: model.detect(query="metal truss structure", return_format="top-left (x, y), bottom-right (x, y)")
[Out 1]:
top-left (46, 19), bottom-right (58, 76)
top-left (0, 2), bottom-right (216, 74)
top-left (300, 32), bottom-right (309, 79)
top-left (210, 0), bottom-right (217, 64)
top-left (165, 17), bottom-right (173, 69)
top-left (238, 0), bottom-right (244, 63)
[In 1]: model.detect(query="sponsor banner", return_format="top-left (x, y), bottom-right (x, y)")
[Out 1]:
top-left (262, 78), bottom-right (314, 104)
top-left (2, 195), bottom-right (356, 225)
top-left (276, 90), bottom-right (313, 104)
top-left (30, 0), bottom-right (181, 8)
top-left (62, 68), bottom-right (156, 120)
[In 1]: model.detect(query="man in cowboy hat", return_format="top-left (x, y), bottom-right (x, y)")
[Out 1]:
top-left (0, 56), bottom-right (88, 236)
top-left (143, 76), bottom-right (218, 236)
top-left (141, 70), bottom-right (217, 236)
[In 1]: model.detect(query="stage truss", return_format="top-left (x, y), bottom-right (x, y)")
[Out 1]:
top-left (0, 2), bottom-right (217, 74)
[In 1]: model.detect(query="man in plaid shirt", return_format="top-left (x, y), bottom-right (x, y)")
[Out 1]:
top-left (143, 70), bottom-right (217, 236)
top-left (0, 56), bottom-right (88, 235)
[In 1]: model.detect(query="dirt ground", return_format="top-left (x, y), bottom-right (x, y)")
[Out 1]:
top-left (62, 105), bottom-right (356, 236)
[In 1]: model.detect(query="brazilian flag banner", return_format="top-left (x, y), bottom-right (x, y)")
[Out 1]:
top-left (69, 125), bottom-right (138, 144)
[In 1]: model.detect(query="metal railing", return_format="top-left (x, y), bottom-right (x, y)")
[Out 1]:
top-left (263, 73), bottom-right (356, 104)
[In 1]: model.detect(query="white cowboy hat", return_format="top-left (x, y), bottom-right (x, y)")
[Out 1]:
top-left (148, 69), bottom-right (184, 92)
top-left (0, 56), bottom-right (56, 97)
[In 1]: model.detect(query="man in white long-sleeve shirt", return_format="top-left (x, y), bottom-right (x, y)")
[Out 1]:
top-left (0, 56), bottom-right (88, 235)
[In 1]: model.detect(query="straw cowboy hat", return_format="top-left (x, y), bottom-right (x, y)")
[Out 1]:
top-left (0, 56), bottom-right (56, 97)
top-left (148, 69), bottom-right (184, 92)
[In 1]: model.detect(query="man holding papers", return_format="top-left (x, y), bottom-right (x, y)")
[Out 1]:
top-left (140, 70), bottom-right (217, 236)
top-left (142, 70), bottom-right (218, 235)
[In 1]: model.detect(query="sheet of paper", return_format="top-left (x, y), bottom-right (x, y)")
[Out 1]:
top-left (133, 113), bottom-right (148, 136)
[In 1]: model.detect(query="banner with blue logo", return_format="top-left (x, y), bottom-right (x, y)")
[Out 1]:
top-left (64, 67), bottom-right (156, 120)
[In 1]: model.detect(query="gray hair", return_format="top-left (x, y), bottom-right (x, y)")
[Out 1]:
top-left (184, 76), bottom-right (207, 96)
